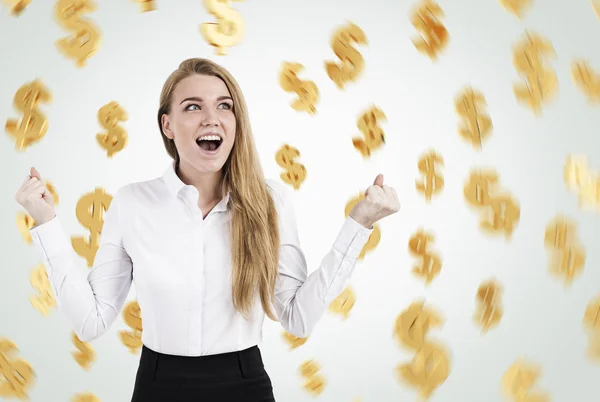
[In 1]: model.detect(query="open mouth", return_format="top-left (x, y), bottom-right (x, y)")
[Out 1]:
top-left (196, 136), bottom-right (222, 152)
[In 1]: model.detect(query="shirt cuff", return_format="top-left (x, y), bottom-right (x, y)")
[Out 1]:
top-left (332, 216), bottom-right (374, 259)
top-left (29, 215), bottom-right (72, 258)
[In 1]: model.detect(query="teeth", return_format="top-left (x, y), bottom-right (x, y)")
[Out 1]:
top-left (197, 135), bottom-right (221, 142)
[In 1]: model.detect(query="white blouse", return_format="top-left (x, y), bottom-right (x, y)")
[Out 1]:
top-left (29, 162), bottom-right (374, 356)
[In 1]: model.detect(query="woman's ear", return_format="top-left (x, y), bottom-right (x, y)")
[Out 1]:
top-left (161, 114), bottom-right (173, 139)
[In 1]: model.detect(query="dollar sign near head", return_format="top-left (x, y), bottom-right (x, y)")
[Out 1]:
top-left (71, 332), bottom-right (95, 370)
top-left (5, 80), bottom-right (52, 151)
top-left (352, 106), bottom-right (386, 158)
top-left (0, 338), bottom-right (35, 400)
top-left (410, 0), bottom-right (449, 60)
top-left (408, 230), bottom-right (442, 284)
top-left (512, 32), bottom-right (558, 115)
top-left (281, 331), bottom-right (308, 350)
top-left (455, 87), bottom-right (493, 150)
top-left (96, 102), bottom-right (128, 157)
top-left (71, 188), bottom-right (113, 267)
top-left (275, 144), bottom-right (307, 190)
top-left (279, 62), bottom-right (320, 114)
top-left (344, 193), bottom-right (381, 259)
top-left (415, 150), bottom-right (444, 202)
top-left (200, 0), bottom-right (245, 55)
top-left (325, 22), bottom-right (367, 89)
top-left (54, 0), bottom-right (102, 67)
top-left (328, 286), bottom-right (356, 319)
top-left (29, 264), bottom-right (56, 316)
top-left (120, 301), bottom-right (143, 353)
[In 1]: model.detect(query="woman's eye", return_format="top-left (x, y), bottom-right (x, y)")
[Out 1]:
top-left (186, 104), bottom-right (200, 111)
top-left (219, 103), bottom-right (232, 110)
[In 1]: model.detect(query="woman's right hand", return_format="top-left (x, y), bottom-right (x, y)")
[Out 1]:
top-left (14, 167), bottom-right (56, 226)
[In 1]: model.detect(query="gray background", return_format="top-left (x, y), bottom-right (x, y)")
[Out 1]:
top-left (1, 0), bottom-right (599, 401)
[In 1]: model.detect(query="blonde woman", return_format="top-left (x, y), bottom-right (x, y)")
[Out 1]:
top-left (15, 58), bottom-right (400, 401)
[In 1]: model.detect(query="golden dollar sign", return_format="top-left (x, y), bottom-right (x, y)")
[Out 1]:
top-left (71, 392), bottom-right (101, 402)
top-left (5, 80), bottom-right (52, 151)
top-left (96, 101), bottom-right (128, 157)
top-left (352, 105), bottom-right (386, 158)
top-left (455, 87), bottom-right (493, 150)
top-left (501, 359), bottom-right (550, 402)
top-left (132, 0), bottom-right (155, 12)
top-left (544, 215), bottom-right (586, 285)
top-left (71, 188), bottom-right (113, 267)
top-left (299, 360), bottom-right (326, 397)
top-left (119, 300), bottom-right (143, 354)
top-left (499, 0), bottom-right (534, 18)
top-left (415, 150), bottom-right (444, 202)
top-left (512, 31), bottom-right (558, 115)
top-left (583, 296), bottom-right (600, 361)
top-left (281, 331), bottom-right (308, 350)
top-left (571, 60), bottom-right (600, 104)
top-left (0, 338), bottom-right (35, 400)
top-left (324, 22), bottom-right (367, 89)
top-left (55, 0), bottom-right (102, 67)
top-left (393, 300), bottom-right (450, 399)
top-left (71, 332), bottom-right (95, 370)
top-left (29, 263), bottom-right (56, 316)
top-left (564, 154), bottom-right (600, 210)
top-left (474, 279), bottom-right (503, 333)
top-left (408, 229), bottom-right (442, 285)
top-left (344, 192), bottom-right (381, 260)
top-left (275, 144), bottom-right (307, 190)
top-left (279, 62), bottom-right (319, 114)
top-left (594, 1), bottom-right (600, 18)
top-left (328, 286), bottom-right (356, 319)
top-left (200, 0), bottom-right (244, 55)
top-left (4, 0), bottom-right (30, 15)
top-left (410, 0), bottom-right (449, 60)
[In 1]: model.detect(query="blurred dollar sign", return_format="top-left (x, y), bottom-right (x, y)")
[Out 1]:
top-left (584, 296), bottom-right (600, 361)
top-left (410, 0), bottom-right (449, 60)
top-left (500, 0), bottom-right (534, 18)
top-left (132, 0), bottom-right (155, 12)
top-left (501, 359), bottom-right (550, 401)
top-left (408, 229), bottom-right (442, 284)
top-left (281, 331), bottom-right (308, 350)
top-left (352, 105), bottom-right (386, 158)
top-left (71, 188), bottom-right (113, 267)
top-left (279, 62), bottom-right (319, 114)
top-left (71, 332), bottom-right (95, 370)
top-left (54, 0), bottom-right (102, 67)
top-left (328, 286), bottom-right (356, 319)
top-left (29, 264), bottom-right (56, 316)
top-left (4, 0), bottom-right (31, 15)
top-left (344, 192), bottom-right (381, 260)
top-left (544, 215), bottom-right (586, 285)
top-left (275, 144), bottom-right (307, 190)
top-left (474, 279), bottom-right (503, 333)
top-left (200, 0), bottom-right (244, 55)
top-left (415, 150), bottom-right (444, 202)
top-left (455, 87), bottom-right (493, 150)
top-left (325, 22), bottom-right (367, 89)
top-left (5, 80), bottom-right (52, 151)
top-left (0, 338), bottom-right (35, 400)
top-left (96, 101), bottom-right (128, 157)
top-left (71, 392), bottom-right (101, 402)
top-left (299, 360), bottom-right (326, 397)
top-left (119, 301), bottom-right (143, 354)
top-left (571, 60), bottom-right (600, 104)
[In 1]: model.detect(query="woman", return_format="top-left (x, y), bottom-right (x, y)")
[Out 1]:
top-left (14, 58), bottom-right (400, 401)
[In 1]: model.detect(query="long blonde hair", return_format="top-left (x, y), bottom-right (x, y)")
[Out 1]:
top-left (157, 58), bottom-right (279, 321)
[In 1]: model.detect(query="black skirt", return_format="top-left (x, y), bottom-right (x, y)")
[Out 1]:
top-left (131, 344), bottom-right (276, 402)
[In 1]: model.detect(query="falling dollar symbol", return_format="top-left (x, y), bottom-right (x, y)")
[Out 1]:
top-left (564, 154), bottom-right (600, 210)
top-left (410, 0), bottom-right (449, 60)
top-left (408, 229), bottom-right (442, 284)
top-left (352, 106), bottom-right (386, 158)
top-left (275, 144), bottom-right (307, 190)
top-left (298, 360), bottom-right (326, 397)
top-left (455, 87), bottom-right (493, 150)
top-left (4, 0), bottom-right (31, 15)
top-left (344, 192), bottom-right (381, 260)
top-left (324, 22), bottom-right (367, 89)
top-left (29, 264), bottom-right (56, 316)
top-left (499, 0), bottom-right (534, 18)
top-left (96, 102), bottom-right (128, 157)
top-left (71, 332), bottom-right (95, 370)
top-left (415, 150), bottom-right (444, 202)
top-left (54, 0), bottom-right (102, 67)
top-left (132, 0), bottom-right (155, 12)
top-left (481, 195), bottom-right (521, 238)
top-left (119, 301), bottom-right (143, 354)
top-left (200, 0), bottom-right (245, 55)
top-left (279, 62), bottom-right (320, 114)
top-left (583, 296), bottom-right (600, 361)
top-left (281, 331), bottom-right (308, 350)
top-left (71, 392), bottom-right (101, 402)
top-left (501, 359), bottom-right (550, 401)
top-left (474, 279), bottom-right (503, 333)
top-left (328, 286), bottom-right (356, 319)
top-left (71, 188), bottom-right (113, 267)
top-left (544, 215), bottom-right (586, 285)
top-left (571, 60), bottom-right (600, 104)
top-left (5, 80), bottom-right (52, 151)
top-left (0, 338), bottom-right (35, 400)
top-left (512, 31), bottom-right (558, 115)
top-left (593, 1), bottom-right (600, 18)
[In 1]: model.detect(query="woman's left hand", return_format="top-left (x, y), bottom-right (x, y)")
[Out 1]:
top-left (349, 174), bottom-right (401, 229)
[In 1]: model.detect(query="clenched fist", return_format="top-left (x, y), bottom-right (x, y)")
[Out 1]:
top-left (349, 174), bottom-right (400, 229)
top-left (14, 167), bottom-right (56, 226)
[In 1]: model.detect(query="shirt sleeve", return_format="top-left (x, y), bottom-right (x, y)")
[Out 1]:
top-left (269, 181), bottom-right (373, 338)
top-left (29, 188), bottom-right (133, 343)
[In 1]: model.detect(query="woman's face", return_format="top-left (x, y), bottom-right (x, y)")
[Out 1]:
top-left (162, 74), bottom-right (236, 174)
